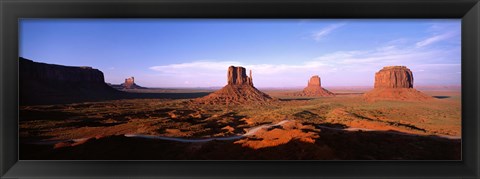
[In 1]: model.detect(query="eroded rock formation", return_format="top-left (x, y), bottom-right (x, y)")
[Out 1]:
top-left (109, 76), bottom-right (147, 90)
top-left (364, 66), bottom-right (432, 101)
top-left (374, 66), bottom-right (413, 88)
top-left (196, 66), bottom-right (273, 104)
top-left (119, 76), bottom-right (146, 89)
top-left (123, 77), bottom-right (135, 89)
top-left (308, 75), bottom-right (321, 87)
top-left (228, 66), bottom-right (253, 86)
top-left (20, 58), bottom-right (106, 83)
top-left (19, 57), bottom-right (121, 105)
top-left (295, 75), bottom-right (334, 96)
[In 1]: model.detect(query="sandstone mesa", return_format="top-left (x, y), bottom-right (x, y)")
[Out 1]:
top-left (364, 66), bottom-right (432, 101)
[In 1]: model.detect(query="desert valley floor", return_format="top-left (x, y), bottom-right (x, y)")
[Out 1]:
top-left (20, 88), bottom-right (461, 160)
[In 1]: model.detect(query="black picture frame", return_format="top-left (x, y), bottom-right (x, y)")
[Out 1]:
top-left (1, 0), bottom-right (479, 178)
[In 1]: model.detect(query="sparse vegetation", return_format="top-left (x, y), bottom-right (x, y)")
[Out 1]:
top-left (19, 89), bottom-right (461, 160)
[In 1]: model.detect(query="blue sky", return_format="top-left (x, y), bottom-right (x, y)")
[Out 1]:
top-left (20, 19), bottom-right (461, 88)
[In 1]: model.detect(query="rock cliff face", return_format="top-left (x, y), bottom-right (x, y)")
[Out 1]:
top-left (364, 66), bottom-right (431, 101)
top-left (374, 66), bottom-right (413, 88)
top-left (308, 75), bottom-right (321, 87)
top-left (20, 57), bottom-right (106, 83)
top-left (20, 57), bottom-right (121, 105)
top-left (295, 75), bottom-right (334, 96)
top-left (196, 66), bottom-right (272, 104)
top-left (228, 66), bottom-right (253, 86)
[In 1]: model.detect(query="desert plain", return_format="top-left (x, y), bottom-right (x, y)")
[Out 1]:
top-left (20, 84), bottom-right (461, 160)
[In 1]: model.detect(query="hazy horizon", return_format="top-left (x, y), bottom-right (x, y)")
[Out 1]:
top-left (101, 85), bottom-right (461, 90)
top-left (20, 19), bottom-right (461, 88)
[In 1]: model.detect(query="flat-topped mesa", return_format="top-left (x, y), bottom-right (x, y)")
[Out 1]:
top-left (20, 57), bottom-right (106, 84)
top-left (19, 57), bottom-right (121, 105)
top-left (296, 75), bottom-right (334, 97)
top-left (364, 66), bottom-right (431, 101)
top-left (227, 66), bottom-right (253, 86)
top-left (374, 66), bottom-right (413, 89)
top-left (196, 66), bottom-right (272, 104)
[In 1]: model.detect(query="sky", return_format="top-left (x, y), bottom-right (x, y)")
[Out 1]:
top-left (19, 19), bottom-right (461, 88)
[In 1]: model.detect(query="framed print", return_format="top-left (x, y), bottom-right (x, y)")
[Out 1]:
top-left (17, 18), bottom-right (462, 161)
top-left (1, 0), bottom-right (479, 178)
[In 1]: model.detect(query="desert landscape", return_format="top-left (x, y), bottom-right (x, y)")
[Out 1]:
top-left (19, 57), bottom-right (461, 160)
top-left (19, 19), bottom-right (462, 160)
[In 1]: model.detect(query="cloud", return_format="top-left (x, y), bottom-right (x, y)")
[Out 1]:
top-left (147, 22), bottom-right (460, 87)
top-left (148, 41), bottom-right (459, 87)
top-left (149, 61), bottom-right (241, 74)
top-left (312, 23), bottom-right (346, 41)
top-left (312, 44), bottom-right (454, 68)
top-left (150, 60), bottom-right (332, 78)
top-left (415, 21), bottom-right (460, 48)
top-left (148, 59), bottom-right (336, 87)
top-left (415, 32), bottom-right (456, 48)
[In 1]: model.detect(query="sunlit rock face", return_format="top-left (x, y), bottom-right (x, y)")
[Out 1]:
top-left (364, 66), bottom-right (432, 101)
top-left (295, 75), bottom-right (334, 97)
top-left (227, 66), bottom-right (253, 86)
top-left (196, 66), bottom-right (272, 104)
top-left (123, 77), bottom-right (135, 89)
top-left (374, 66), bottom-right (413, 89)
top-left (307, 75), bottom-right (322, 87)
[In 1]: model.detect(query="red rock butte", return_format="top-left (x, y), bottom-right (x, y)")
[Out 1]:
top-left (228, 66), bottom-right (253, 86)
top-left (120, 76), bottom-right (146, 89)
top-left (364, 66), bottom-right (432, 101)
top-left (196, 66), bottom-right (273, 104)
top-left (295, 75), bottom-right (334, 96)
top-left (123, 77), bottom-right (135, 89)
top-left (374, 66), bottom-right (413, 88)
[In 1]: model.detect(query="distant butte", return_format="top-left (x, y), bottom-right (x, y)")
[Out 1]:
top-left (123, 77), bottom-right (136, 89)
top-left (109, 76), bottom-right (147, 90)
top-left (196, 66), bottom-right (273, 104)
top-left (121, 77), bottom-right (146, 89)
top-left (295, 75), bottom-right (334, 97)
top-left (363, 66), bottom-right (432, 101)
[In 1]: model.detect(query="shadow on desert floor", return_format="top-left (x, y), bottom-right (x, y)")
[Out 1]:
top-left (20, 122), bottom-right (461, 160)
top-left (21, 91), bottom-right (212, 106)
top-left (432, 96), bottom-right (451, 99)
top-left (279, 98), bottom-right (314, 101)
